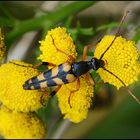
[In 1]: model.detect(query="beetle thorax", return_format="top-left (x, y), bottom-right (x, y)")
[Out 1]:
top-left (90, 58), bottom-right (105, 70)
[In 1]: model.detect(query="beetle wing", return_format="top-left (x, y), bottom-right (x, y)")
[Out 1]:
top-left (23, 63), bottom-right (76, 90)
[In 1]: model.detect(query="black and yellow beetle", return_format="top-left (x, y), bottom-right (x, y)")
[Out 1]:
top-left (23, 57), bottom-right (104, 92)
top-left (23, 11), bottom-right (140, 105)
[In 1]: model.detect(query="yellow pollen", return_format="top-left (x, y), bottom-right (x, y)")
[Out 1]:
top-left (0, 105), bottom-right (46, 139)
top-left (57, 74), bottom-right (94, 123)
top-left (94, 35), bottom-right (140, 89)
top-left (38, 27), bottom-right (77, 67)
top-left (0, 60), bottom-right (48, 112)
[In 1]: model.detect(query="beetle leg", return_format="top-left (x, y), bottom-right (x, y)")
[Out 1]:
top-left (32, 62), bottom-right (43, 68)
top-left (68, 78), bottom-right (80, 108)
top-left (33, 62), bottom-right (56, 68)
top-left (9, 61), bottom-right (56, 69)
top-left (9, 61), bottom-right (33, 68)
top-left (40, 90), bottom-right (49, 107)
top-left (82, 44), bottom-right (95, 61)
top-left (40, 86), bottom-right (62, 106)
top-left (87, 72), bottom-right (105, 86)
top-left (86, 73), bottom-right (95, 87)
top-left (96, 81), bottom-right (105, 85)
top-left (82, 39), bottom-right (102, 61)
top-left (50, 85), bottom-right (62, 97)
top-left (50, 35), bottom-right (75, 63)
top-left (87, 73), bottom-right (107, 86)
top-left (82, 45), bottom-right (89, 61)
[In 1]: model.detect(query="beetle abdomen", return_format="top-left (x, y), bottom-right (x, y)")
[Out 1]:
top-left (23, 62), bottom-right (76, 90)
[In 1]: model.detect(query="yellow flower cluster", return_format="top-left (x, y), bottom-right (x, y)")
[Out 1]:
top-left (94, 35), bottom-right (140, 89)
top-left (38, 27), bottom-right (94, 123)
top-left (0, 30), bottom-right (5, 64)
top-left (57, 74), bottom-right (94, 123)
top-left (0, 105), bottom-right (46, 139)
top-left (38, 27), bottom-right (77, 66)
top-left (0, 60), bottom-right (47, 138)
top-left (0, 60), bottom-right (47, 112)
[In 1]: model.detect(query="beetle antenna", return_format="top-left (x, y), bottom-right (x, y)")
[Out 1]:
top-left (9, 61), bottom-right (33, 68)
top-left (99, 10), bottom-right (130, 60)
top-left (102, 66), bottom-right (140, 105)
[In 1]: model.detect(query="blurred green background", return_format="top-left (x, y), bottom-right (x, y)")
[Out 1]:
top-left (0, 1), bottom-right (140, 139)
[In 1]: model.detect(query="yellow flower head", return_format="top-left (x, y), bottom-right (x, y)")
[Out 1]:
top-left (0, 60), bottom-right (48, 112)
top-left (94, 35), bottom-right (140, 89)
top-left (57, 74), bottom-right (94, 123)
top-left (0, 105), bottom-right (46, 139)
top-left (0, 29), bottom-right (5, 63)
top-left (38, 27), bottom-right (77, 66)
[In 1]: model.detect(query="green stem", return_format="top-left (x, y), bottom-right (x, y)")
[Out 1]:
top-left (5, 1), bottom-right (96, 48)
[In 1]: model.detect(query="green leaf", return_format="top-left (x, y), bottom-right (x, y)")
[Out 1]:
top-left (5, 1), bottom-right (96, 48)
top-left (133, 28), bottom-right (140, 43)
top-left (65, 16), bottom-right (73, 28)
top-left (0, 18), bottom-right (14, 27)
top-left (96, 22), bottom-right (128, 32)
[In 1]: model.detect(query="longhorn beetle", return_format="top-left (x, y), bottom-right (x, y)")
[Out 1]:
top-left (23, 11), bottom-right (140, 105)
